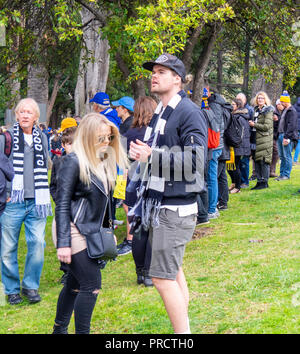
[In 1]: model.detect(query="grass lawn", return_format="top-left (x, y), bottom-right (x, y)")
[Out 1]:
top-left (0, 164), bottom-right (299, 334)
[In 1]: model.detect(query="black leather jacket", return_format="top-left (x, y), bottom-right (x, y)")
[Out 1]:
top-left (55, 152), bottom-right (110, 249)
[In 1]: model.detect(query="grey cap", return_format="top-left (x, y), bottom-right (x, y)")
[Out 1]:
top-left (143, 53), bottom-right (186, 82)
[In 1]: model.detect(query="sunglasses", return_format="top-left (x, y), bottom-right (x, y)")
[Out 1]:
top-left (97, 134), bottom-right (115, 144)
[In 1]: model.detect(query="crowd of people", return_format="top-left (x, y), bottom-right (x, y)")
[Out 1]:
top-left (0, 52), bottom-right (299, 334)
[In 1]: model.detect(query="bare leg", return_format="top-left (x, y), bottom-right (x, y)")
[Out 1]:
top-left (152, 269), bottom-right (189, 333)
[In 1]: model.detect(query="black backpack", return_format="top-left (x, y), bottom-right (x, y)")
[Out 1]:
top-left (224, 114), bottom-right (244, 148)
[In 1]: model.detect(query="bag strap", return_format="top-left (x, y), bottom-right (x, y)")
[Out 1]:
top-left (107, 190), bottom-right (113, 229)
top-left (2, 131), bottom-right (13, 158)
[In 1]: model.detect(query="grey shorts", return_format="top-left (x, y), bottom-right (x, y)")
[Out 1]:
top-left (148, 208), bottom-right (197, 280)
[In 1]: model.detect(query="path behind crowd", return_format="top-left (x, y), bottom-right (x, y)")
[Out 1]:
top-left (0, 165), bottom-right (299, 334)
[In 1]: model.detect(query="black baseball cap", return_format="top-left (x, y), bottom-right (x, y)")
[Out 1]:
top-left (143, 53), bottom-right (186, 83)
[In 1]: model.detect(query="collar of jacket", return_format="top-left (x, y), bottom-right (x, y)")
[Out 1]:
top-left (255, 105), bottom-right (274, 114)
top-left (91, 175), bottom-right (108, 197)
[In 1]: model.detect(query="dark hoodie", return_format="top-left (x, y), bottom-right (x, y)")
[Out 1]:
top-left (207, 93), bottom-right (232, 151)
top-left (232, 108), bottom-right (251, 156)
top-left (293, 97), bottom-right (300, 130)
top-left (0, 151), bottom-right (14, 215)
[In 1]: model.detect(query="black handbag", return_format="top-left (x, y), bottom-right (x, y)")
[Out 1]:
top-left (86, 191), bottom-right (117, 261)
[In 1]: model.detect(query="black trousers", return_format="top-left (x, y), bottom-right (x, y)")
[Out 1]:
top-left (217, 160), bottom-right (229, 206)
top-left (197, 187), bottom-right (208, 222)
top-left (132, 228), bottom-right (152, 271)
top-left (54, 249), bottom-right (102, 334)
top-left (227, 155), bottom-right (242, 189)
top-left (255, 160), bottom-right (270, 183)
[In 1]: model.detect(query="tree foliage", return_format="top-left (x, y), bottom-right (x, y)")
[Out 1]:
top-left (0, 0), bottom-right (299, 116)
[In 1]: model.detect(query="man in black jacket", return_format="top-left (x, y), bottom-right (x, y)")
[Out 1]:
top-left (276, 91), bottom-right (298, 180)
top-left (129, 53), bottom-right (207, 334)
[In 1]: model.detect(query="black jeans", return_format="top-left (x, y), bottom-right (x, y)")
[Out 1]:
top-left (217, 160), bottom-right (229, 206)
top-left (54, 249), bottom-right (102, 334)
top-left (132, 228), bottom-right (152, 271)
top-left (255, 160), bottom-right (270, 183)
top-left (227, 155), bottom-right (242, 189)
top-left (197, 187), bottom-right (208, 222)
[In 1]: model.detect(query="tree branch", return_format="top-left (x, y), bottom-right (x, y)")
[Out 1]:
top-left (74, 0), bottom-right (107, 26)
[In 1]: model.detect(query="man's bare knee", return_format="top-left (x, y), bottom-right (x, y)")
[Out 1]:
top-left (152, 277), bottom-right (175, 290)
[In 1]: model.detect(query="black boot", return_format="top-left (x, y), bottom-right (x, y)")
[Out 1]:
top-left (251, 182), bottom-right (262, 190)
top-left (136, 268), bottom-right (144, 285)
top-left (52, 323), bottom-right (68, 334)
top-left (255, 181), bottom-right (268, 190)
top-left (143, 270), bottom-right (153, 287)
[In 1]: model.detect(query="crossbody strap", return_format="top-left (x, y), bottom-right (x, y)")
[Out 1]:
top-left (107, 189), bottom-right (113, 229)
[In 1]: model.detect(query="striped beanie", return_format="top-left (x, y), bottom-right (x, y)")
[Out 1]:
top-left (280, 91), bottom-right (291, 103)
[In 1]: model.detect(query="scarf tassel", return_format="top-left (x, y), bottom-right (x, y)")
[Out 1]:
top-left (142, 198), bottom-right (162, 230)
top-left (35, 204), bottom-right (53, 218)
top-left (11, 189), bottom-right (25, 204)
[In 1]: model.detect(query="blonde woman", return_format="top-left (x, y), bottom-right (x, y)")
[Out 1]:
top-left (249, 91), bottom-right (273, 190)
top-left (52, 113), bottom-right (127, 334)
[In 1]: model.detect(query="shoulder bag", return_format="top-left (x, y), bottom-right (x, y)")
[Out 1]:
top-left (86, 191), bottom-right (118, 261)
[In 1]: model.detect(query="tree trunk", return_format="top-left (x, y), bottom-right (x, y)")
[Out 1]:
top-left (250, 54), bottom-right (283, 105)
top-left (217, 50), bottom-right (223, 94)
top-left (132, 78), bottom-right (146, 98)
top-left (74, 8), bottom-right (110, 117)
top-left (7, 65), bottom-right (21, 109)
top-left (192, 24), bottom-right (220, 106)
top-left (182, 25), bottom-right (204, 74)
top-left (27, 63), bottom-right (49, 103)
top-left (242, 34), bottom-right (251, 100)
top-left (46, 74), bottom-right (69, 126)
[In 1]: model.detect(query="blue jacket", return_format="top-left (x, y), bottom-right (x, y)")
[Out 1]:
top-left (0, 152), bottom-right (14, 215)
top-left (150, 96), bottom-right (208, 205)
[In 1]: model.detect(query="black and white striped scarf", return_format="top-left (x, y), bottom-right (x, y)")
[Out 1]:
top-left (11, 122), bottom-right (52, 218)
top-left (141, 90), bottom-right (185, 229)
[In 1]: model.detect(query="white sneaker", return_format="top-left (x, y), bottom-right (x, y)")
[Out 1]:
top-left (208, 211), bottom-right (219, 219)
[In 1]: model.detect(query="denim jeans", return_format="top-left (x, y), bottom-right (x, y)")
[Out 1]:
top-left (0, 199), bottom-right (47, 295)
top-left (293, 130), bottom-right (300, 162)
top-left (277, 133), bottom-right (293, 178)
top-left (207, 148), bottom-right (222, 213)
top-left (240, 156), bottom-right (250, 185)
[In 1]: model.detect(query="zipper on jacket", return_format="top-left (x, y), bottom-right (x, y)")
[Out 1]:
top-left (91, 178), bottom-right (109, 229)
top-left (74, 198), bottom-right (85, 224)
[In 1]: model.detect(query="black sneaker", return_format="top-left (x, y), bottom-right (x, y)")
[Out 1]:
top-left (196, 219), bottom-right (210, 226)
top-left (117, 238), bottom-right (127, 250)
top-left (7, 293), bottom-right (23, 305)
top-left (21, 288), bottom-right (41, 303)
top-left (217, 203), bottom-right (228, 211)
top-left (117, 240), bottom-right (132, 256)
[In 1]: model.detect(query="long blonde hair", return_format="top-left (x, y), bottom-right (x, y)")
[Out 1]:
top-left (251, 91), bottom-right (272, 107)
top-left (72, 113), bottom-right (128, 188)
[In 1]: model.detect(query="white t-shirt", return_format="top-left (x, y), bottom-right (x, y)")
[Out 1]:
top-left (24, 133), bottom-right (33, 146)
